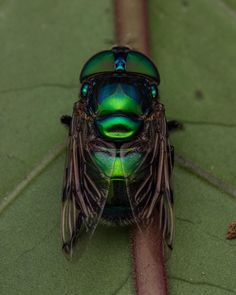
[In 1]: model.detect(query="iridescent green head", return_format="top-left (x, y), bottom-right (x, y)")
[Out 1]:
top-left (80, 46), bottom-right (160, 84)
top-left (80, 47), bottom-right (160, 141)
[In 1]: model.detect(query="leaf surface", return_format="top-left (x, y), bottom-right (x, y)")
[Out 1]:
top-left (1, 0), bottom-right (236, 294)
top-left (150, 0), bottom-right (236, 293)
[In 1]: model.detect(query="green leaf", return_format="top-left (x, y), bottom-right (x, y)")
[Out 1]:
top-left (150, 0), bottom-right (236, 294)
top-left (1, 0), bottom-right (236, 294)
top-left (0, 1), bottom-right (132, 294)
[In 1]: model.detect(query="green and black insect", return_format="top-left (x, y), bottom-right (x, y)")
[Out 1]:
top-left (61, 46), bottom-right (180, 256)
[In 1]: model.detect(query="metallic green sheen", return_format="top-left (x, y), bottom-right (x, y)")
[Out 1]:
top-left (96, 89), bottom-right (142, 117)
top-left (81, 83), bottom-right (89, 96)
top-left (96, 116), bottom-right (141, 139)
top-left (79, 48), bottom-right (159, 82)
top-left (80, 51), bottom-right (114, 81)
top-left (92, 151), bottom-right (142, 178)
top-left (151, 85), bottom-right (157, 98)
top-left (126, 52), bottom-right (159, 79)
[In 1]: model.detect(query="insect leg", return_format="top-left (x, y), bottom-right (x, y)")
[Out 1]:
top-left (61, 115), bottom-right (72, 127)
top-left (167, 120), bottom-right (183, 132)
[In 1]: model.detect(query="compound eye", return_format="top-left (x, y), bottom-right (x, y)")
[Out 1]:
top-left (150, 84), bottom-right (158, 98)
top-left (81, 83), bottom-right (90, 98)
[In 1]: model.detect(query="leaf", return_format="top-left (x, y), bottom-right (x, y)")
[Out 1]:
top-left (0, 0), bottom-right (236, 295)
top-left (150, 0), bottom-right (236, 294)
top-left (0, 1), bottom-right (133, 294)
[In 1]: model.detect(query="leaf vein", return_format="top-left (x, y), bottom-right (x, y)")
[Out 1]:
top-left (169, 275), bottom-right (236, 294)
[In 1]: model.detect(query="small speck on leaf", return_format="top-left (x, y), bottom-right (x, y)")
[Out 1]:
top-left (182, 0), bottom-right (189, 7)
top-left (195, 89), bottom-right (204, 101)
top-left (226, 221), bottom-right (236, 240)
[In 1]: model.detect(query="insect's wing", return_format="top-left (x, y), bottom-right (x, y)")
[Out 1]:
top-left (120, 102), bottom-right (174, 248)
top-left (61, 101), bottom-right (113, 257)
top-left (154, 103), bottom-right (175, 248)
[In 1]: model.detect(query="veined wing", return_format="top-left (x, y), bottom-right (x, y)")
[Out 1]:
top-left (120, 102), bottom-right (175, 248)
top-left (61, 101), bottom-right (114, 257)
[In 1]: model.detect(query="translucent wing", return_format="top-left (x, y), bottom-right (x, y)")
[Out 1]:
top-left (120, 101), bottom-right (175, 248)
top-left (61, 100), bottom-right (114, 257)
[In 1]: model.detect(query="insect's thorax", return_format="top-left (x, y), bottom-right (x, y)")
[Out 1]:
top-left (88, 77), bottom-right (152, 137)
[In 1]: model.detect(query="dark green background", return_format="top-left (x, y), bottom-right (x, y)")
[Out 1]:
top-left (0, 0), bottom-right (235, 294)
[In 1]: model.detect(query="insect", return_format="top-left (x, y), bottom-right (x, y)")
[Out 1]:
top-left (61, 46), bottom-right (180, 256)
